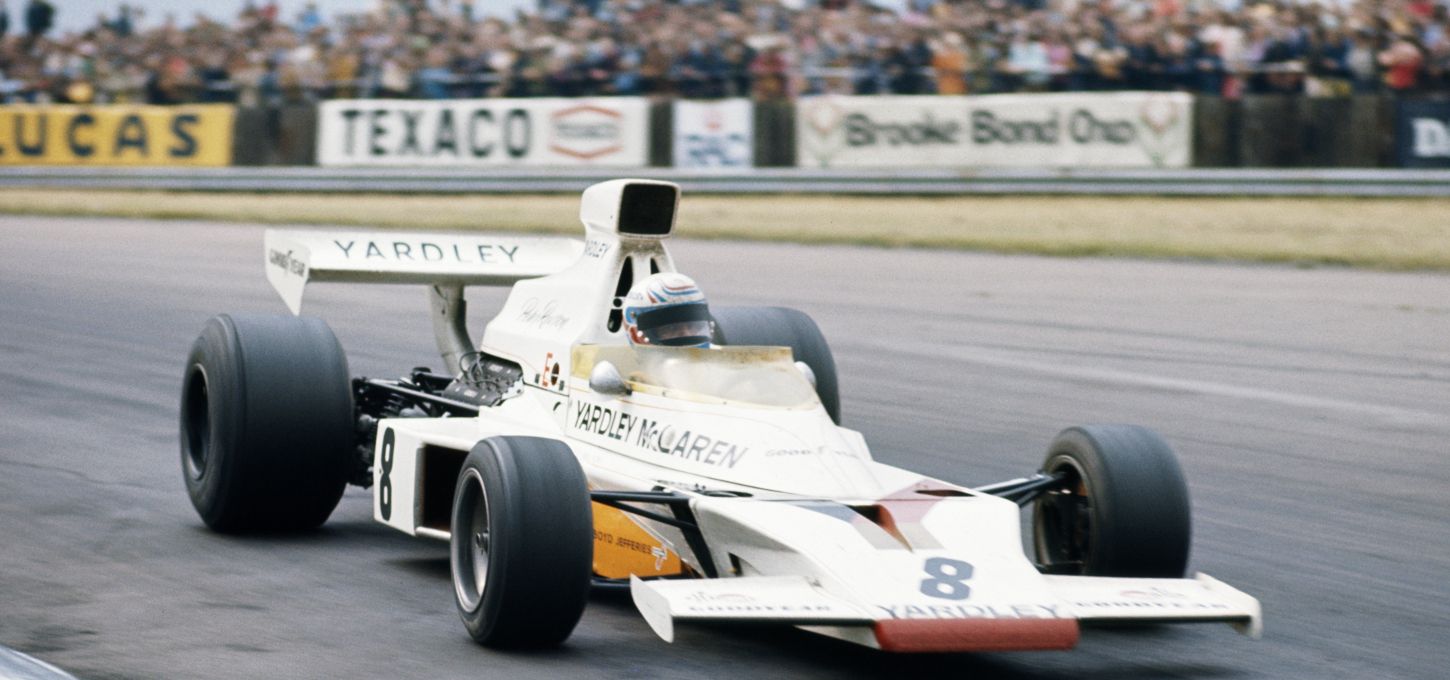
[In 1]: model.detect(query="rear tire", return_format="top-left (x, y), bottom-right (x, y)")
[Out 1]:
top-left (710, 306), bottom-right (841, 423)
top-left (451, 436), bottom-right (593, 648)
top-left (1032, 425), bottom-right (1191, 577)
top-left (179, 313), bottom-right (353, 533)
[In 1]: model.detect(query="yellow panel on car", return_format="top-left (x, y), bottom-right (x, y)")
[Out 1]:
top-left (591, 501), bottom-right (682, 579)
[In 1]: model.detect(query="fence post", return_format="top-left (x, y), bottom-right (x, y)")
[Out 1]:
top-left (753, 101), bottom-right (796, 167)
top-left (1239, 95), bottom-right (1303, 167)
top-left (649, 99), bottom-right (673, 167)
top-left (1193, 96), bottom-right (1236, 167)
top-left (230, 107), bottom-right (271, 166)
top-left (279, 105), bottom-right (318, 166)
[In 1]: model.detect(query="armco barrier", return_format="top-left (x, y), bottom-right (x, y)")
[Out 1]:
top-left (4, 166), bottom-right (1448, 197)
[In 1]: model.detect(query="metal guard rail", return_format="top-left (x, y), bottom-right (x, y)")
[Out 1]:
top-left (1, 167), bottom-right (1448, 197)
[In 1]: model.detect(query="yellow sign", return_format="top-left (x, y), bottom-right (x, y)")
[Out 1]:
top-left (0, 104), bottom-right (234, 166)
top-left (591, 501), bottom-right (684, 579)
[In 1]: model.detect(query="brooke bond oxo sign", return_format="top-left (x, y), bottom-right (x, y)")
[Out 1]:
top-left (796, 93), bottom-right (1192, 169)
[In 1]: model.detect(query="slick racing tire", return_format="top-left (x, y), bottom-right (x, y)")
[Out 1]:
top-left (710, 306), bottom-right (841, 424)
top-left (1031, 425), bottom-right (1191, 578)
top-left (180, 313), bottom-right (353, 533)
top-left (451, 437), bottom-right (593, 648)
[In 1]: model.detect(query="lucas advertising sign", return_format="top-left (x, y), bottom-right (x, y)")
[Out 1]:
top-left (317, 98), bottom-right (649, 167)
top-left (0, 104), bottom-right (234, 166)
top-left (796, 93), bottom-right (1192, 169)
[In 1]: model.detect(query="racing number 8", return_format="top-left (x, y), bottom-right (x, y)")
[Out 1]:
top-left (919, 557), bottom-right (973, 601)
top-left (379, 428), bottom-right (394, 521)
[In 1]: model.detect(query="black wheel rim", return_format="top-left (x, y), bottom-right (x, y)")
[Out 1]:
top-left (182, 366), bottom-right (210, 481)
top-left (451, 469), bottom-right (490, 611)
top-left (1034, 457), bottom-right (1091, 574)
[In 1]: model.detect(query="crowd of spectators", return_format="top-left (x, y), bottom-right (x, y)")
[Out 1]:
top-left (1, 0), bottom-right (1447, 105)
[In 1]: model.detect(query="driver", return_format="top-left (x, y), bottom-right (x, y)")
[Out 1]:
top-left (622, 273), bottom-right (713, 348)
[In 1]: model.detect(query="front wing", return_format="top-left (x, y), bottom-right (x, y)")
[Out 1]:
top-left (629, 492), bottom-right (1261, 653)
top-left (631, 572), bottom-right (1259, 653)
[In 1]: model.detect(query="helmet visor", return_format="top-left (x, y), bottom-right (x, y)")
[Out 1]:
top-left (634, 303), bottom-right (713, 347)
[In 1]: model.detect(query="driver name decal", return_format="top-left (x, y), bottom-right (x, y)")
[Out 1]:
top-left (570, 402), bottom-right (747, 468)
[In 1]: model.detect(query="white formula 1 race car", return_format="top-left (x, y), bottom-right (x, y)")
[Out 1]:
top-left (179, 179), bottom-right (1261, 653)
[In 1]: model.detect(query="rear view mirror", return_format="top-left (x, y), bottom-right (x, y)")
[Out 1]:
top-left (589, 361), bottom-right (632, 397)
top-left (795, 361), bottom-right (817, 389)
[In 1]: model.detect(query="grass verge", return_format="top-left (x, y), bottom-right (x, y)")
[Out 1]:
top-left (2, 189), bottom-right (1448, 270)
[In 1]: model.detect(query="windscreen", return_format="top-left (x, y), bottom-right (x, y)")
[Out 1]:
top-left (573, 344), bottom-right (818, 409)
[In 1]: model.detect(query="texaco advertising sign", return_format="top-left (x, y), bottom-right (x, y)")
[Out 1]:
top-left (317, 98), bottom-right (649, 167)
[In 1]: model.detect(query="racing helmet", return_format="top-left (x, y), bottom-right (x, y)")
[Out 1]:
top-left (623, 273), bottom-right (713, 348)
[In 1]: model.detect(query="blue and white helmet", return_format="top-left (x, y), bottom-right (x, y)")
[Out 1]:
top-left (623, 273), bottom-right (712, 348)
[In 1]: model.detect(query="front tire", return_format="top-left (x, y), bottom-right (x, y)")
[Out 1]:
top-left (1032, 425), bottom-right (1191, 577)
top-left (451, 437), bottom-right (593, 648)
top-left (179, 313), bottom-right (353, 533)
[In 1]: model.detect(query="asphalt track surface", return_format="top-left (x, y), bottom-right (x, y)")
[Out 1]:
top-left (2, 216), bottom-right (1447, 680)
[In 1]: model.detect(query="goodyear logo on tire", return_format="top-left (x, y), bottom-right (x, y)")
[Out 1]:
top-left (0, 104), bottom-right (234, 166)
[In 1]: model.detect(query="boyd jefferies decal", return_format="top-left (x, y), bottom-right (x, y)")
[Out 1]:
top-left (569, 401), bottom-right (748, 468)
top-left (593, 528), bottom-right (669, 570)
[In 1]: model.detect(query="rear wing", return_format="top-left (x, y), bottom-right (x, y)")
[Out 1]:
top-left (264, 229), bottom-right (583, 314)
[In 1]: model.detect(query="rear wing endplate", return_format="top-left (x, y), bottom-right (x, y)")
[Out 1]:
top-left (264, 229), bottom-right (583, 314)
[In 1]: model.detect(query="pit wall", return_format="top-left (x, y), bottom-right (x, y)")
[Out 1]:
top-left (1, 95), bottom-right (1445, 169)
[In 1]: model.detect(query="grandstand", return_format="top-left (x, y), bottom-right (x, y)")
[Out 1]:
top-left (0, 0), bottom-right (1445, 104)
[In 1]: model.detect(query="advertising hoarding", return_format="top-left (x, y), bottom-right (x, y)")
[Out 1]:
top-left (1396, 99), bottom-right (1450, 169)
top-left (796, 93), bottom-right (1193, 169)
top-left (317, 98), bottom-right (650, 167)
top-left (0, 104), bottom-right (234, 166)
top-left (672, 99), bottom-right (754, 169)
